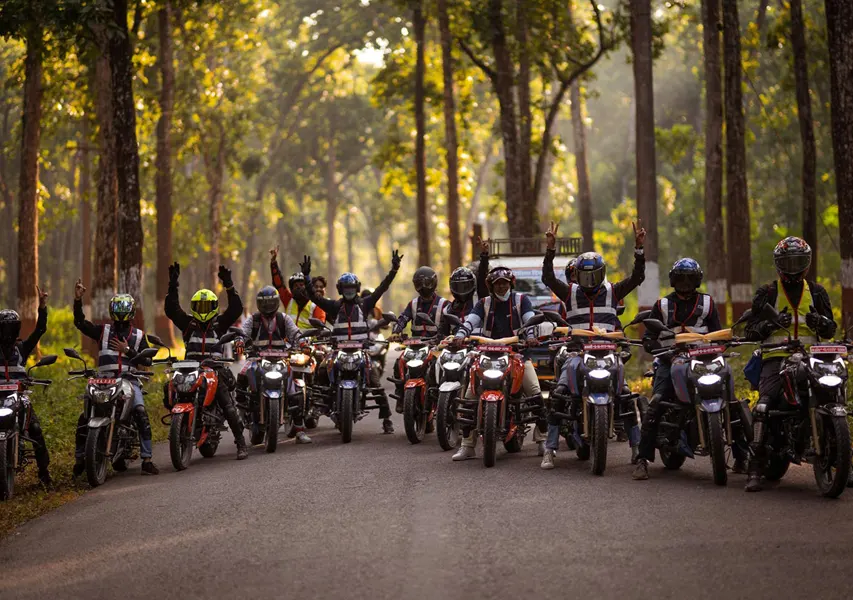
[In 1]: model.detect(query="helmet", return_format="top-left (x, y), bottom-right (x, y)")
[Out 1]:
top-left (486, 266), bottom-right (515, 292)
top-left (109, 294), bottom-right (136, 322)
top-left (564, 258), bottom-right (578, 283)
top-left (191, 289), bottom-right (219, 323)
top-left (773, 236), bottom-right (812, 281)
top-left (412, 266), bottom-right (438, 296)
top-left (0, 310), bottom-right (21, 346)
top-left (288, 272), bottom-right (307, 290)
top-left (669, 258), bottom-right (703, 294)
top-left (575, 252), bottom-right (606, 290)
top-left (449, 267), bottom-right (476, 299)
top-left (256, 286), bottom-right (280, 316)
top-left (336, 273), bottom-right (361, 301)
top-left (360, 287), bottom-right (374, 300)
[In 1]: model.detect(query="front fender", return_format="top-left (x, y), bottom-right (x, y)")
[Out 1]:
top-left (405, 378), bottom-right (427, 389)
top-left (700, 398), bottom-right (724, 413)
top-left (88, 417), bottom-right (112, 429)
top-left (340, 380), bottom-right (359, 390)
top-left (587, 393), bottom-right (612, 406)
top-left (816, 404), bottom-right (848, 418)
top-left (171, 403), bottom-right (195, 415)
top-left (481, 390), bottom-right (504, 403)
top-left (263, 390), bottom-right (283, 399)
top-left (439, 381), bottom-right (462, 393)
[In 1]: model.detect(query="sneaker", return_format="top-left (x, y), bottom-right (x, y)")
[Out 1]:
top-left (632, 459), bottom-right (649, 480)
top-left (72, 459), bottom-right (85, 478)
top-left (295, 431), bottom-right (313, 444)
top-left (630, 445), bottom-right (640, 465)
top-left (745, 473), bottom-right (762, 492)
top-left (452, 446), bottom-right (476, 461)
top-left (383, 419), bottom-right (395, 434)
top-left (540, 450), bottom-right (556, 470)
top-left (141, 461), bottom-right (160, 476)
top-left (537, 441), bottom-right (546, 457)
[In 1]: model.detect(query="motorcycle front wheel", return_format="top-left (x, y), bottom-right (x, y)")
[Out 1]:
top-left (169, 413), bottom-right (193, 471)
top-left (403, 387), bottom-right (426, 445)
top-left (813, 414), bottom-right (851, 499)
top-left (265, 398), bottom-right (280, 453)
top-left (340, 388), bottom-right (354, 443)
top-left (0, 437), bottom-right (14, 501)
top-left (435, 391), bottom-right (459, 451)
top-left (483, 402), bottom-right (498, 468)
top-left (590, 404), bottom-right (609, 476)
top-left (707, 412), bottom-right (728, 486)
top-left (85, 426), bottom-right (109, 487)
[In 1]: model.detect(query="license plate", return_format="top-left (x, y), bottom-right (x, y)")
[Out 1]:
top-left (584, 343), bottom-right (617, 352)
top-left (88, 378), bottom-right (117, 385)
top-left (810, 345), bottom-right (848, 356)
top-left (403, 339), bottom-right (427, 347)
top-left (259, 350), bottom-right (288, 358)
top-left (338, 341), bottom-right (362, 350)
top-left (688, 345), bottom-right (726, 357)
top-left (0, 384), bottom-right (18, 392)
top-left (479, 345), bottom-right (510, 353)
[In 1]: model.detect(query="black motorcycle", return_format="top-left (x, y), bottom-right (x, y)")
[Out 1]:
top-left (0, 354), bottom-right (56, 500)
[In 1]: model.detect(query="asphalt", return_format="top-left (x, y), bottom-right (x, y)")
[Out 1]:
top-left (2, 354), bottom-right (853, 600)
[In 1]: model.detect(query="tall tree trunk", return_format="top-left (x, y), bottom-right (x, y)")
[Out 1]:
top-left (463, 139), bottom-right (496, 248)
top-left (205, 121), bottom-right (226, 286)
top-left (240, 171), bottom-right (271, 296)
top-left (631, 0), bottom-right (659, 310)
top-left (91, 47), bottom-right (118, 355)
top-left (413, 0), bottom-right (429, 265)
top-left (571, 82), bottom-right (594, 252)
top-left (515, 0), bottom-right (533, 220)
top-left (701, 0), bottom-right (727, 307)
top-left (723, 0), bottom-right (752, 319)
top-left (0, 100), bottom-right (16, 306)
top-left (438, 0), bottom-right (461, 269)
top-left (826, 0), bottom-right (853, 330)
top-left (326, 142), bottom-right (338, 278)
top-left (109, 0), bottom-right (145, 329)
top-left (155, 2), bottom-right (176, 345)
top-left (80, 119), bottom-right (92, 304)
top-left (346, 207), bottom-right (355, 273)
top-left (536, 78), bottom-right (560, 222)
top-left (790, 0), bottom-right (818, 278)
top-left (17, 29), bottom-right (43, 334)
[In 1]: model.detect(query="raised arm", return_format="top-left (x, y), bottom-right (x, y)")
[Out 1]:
top-left (73, 280), bottom-right (102, 341)
top-left (476, 237), bottom-right (489, 300)
top-left (216, 266), bottom-right (243, 334)
top-left (364, 250), bottom-right (403, 313)
top-left (542, 222), bottom-right (572, 300)
top-left (269, 246), bottom-right (293, 306)
top-left (20, 297), bottom-right (48, 358)
top-left (302, 256), bottom-right (341, 316)
top-left (165, 262), bottom-right (192, 332)
top-left (613, 221), bottom-right (647, 300)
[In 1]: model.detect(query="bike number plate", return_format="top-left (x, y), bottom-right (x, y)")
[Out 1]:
top-left (259, 350), bottom-right (288, 358)
top-left (810, 345), bottom-right (847, 356)
top-left (688, 345), bottom-right (726, 357)
top-left (403, 339), bottom-right (427, 347)
top-left (583, 343), bottom-right (617, 352)
top-left (88, 378), bottom-right (117, 385)
top-left (338, 341), bottom-right (362, 350)
top-left (0, 384), bottom-right (17, 392)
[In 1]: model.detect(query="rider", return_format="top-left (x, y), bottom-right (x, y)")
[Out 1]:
top-left (237, 286), bottom-right (310, 445)
top-left (742, 237), bottom-right (837, 492)
top-left (270, 245), bottom-right (326, 329)
top-left (165, 262), bottom-right (249, 460)
top-left (73, 283), bottom-right (160, 476)
top-left (449, 266), bottom-right (547, 460)
top-left (438, 237), bottom-right (491, 337)
top-left (632, 258), bottom-right (748, 480)
top-left (541, 220), bottom-right (646, 469)
top-left (311, 276), bottom-right (328, 300)
top-left (301, 250), bottom-right (403, 434)
top-left (0, 287), bottom-right (52, 487)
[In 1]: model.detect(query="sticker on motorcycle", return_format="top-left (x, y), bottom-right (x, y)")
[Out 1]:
top-left (338, 341), bottom-right (363, 350)
top-left (88, 378), bottom-right (118, 385)
top-left (583, 343), bottom-right (617, 352)
top-left (0, 384), bottom-right (19, 392)
top-left (688, 345), bottom-right (726, 357)
top-left (478, 345), bottom-right (512, 353)
top-left (259, 350), bottom-right (288, 358)
top-left (809, 345), bottom-right (848, 356)
top-left (403, 339), bottom-right (428, 347)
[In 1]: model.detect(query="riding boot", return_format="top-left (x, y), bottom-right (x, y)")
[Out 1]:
top-left (131, 405), bottom-right (154, 460)
top-left (224, 403), bottom-right (248, 454)
top-left (745, 458), bottom-right (763, 492)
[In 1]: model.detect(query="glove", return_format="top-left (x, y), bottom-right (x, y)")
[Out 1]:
top-left (525, 337), bottom-right (539, 348)
top-left (777, 310), bottom-right (793, 329)
top-left (218, 265), bottom-right (233, 289)
top-left (806, 311), bottom-right (831, 332)
top-left (552, 384), bottom-right (569, 398)
top-left (300, 255), bottom-right (312, 277)
top-left (449, 336), bottom-right (465, 350)
top-left (168, 262), bottom-right (181, 285)
top-left (391, 249), bottom-right (403, 271)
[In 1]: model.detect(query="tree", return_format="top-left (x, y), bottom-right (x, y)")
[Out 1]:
top-left (723, 0), bottom-right (751, 319)
top-left (437, 0), bottom-right (461, 269)
top-left (413, 0), bottom-right (429, 265)
top-left (790, 0), bottom-right (817, 277)
top-left (631, 0), bottom-right (659, 310)
top-left (701, 0), bottom-right (726, 306)
top-left (825, 0), bottom-right (853, 329)
top-left (571, 82), bottom-right (593, 252)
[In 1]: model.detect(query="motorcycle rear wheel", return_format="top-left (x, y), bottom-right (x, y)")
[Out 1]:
top-left (483, 402), bottom-right (498, 468)
top-left (660, 446), bottom-right (686, 470)
top-left (813, 414), bottom-right (851, 499)
top-left (435, 391), bottom-right (459, 451)
top-left (85, 427), bottom-right (108, 487)
top-left (764, 453), bottom-right (789, 481)
top-left (403, 387), bottom-right (426, 444)
top-left (590, 404), bottom-right (609, 476)
top-left (340, 388), bottom-right (354, 444)
top-left (707, 412), bottom-right (728, 486)
top-left (265, 398), bottom-right (280, 453)
top-left (169, 413), bottom-right (193, 471)
top-left (0, 438), bottom-right (14, 501)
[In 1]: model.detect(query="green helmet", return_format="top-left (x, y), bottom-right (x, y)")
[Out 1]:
top-left (109, 294), bottom-right (136, 322)
top-left (191, 289), bottom-right (219, 323)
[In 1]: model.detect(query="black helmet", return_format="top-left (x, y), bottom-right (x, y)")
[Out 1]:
top-left (288, 272), bottom-right (307, 290)
top-left (256, 286), bottom-right (280, 316)
top-left (564, 258), bottom-right (577, 284)
top-left (0, 310), bottom-right (21, 346)
top-left (773, 236), bottom-right (812, 282)
top-left (486, 266), bottom-right (515, 292)
top-left (575, 252), bottom-right (606, 290)
top-left (337, 273), bottom-right (361, 301)
top-left (412, 266), bottom-right (438, 296)
top-left (669, 258), bottom-right (703, 294)
top-left (449, 267), bottom-right (476, 299)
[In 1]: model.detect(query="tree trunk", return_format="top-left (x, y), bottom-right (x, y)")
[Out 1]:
top-left (205, 121), bottom-right (226, 286)
top-left (701, 0), bottom-right (727, 307)
top-left (0, 100), bottom-right (17, 307)
top-left (571, 82), bottom-right (594, 252)
top-left (109, 0), bottom-right (145, 329)
top-left (326, 142), bottom-right (338, 278)
top-left (515, 0), bottom-right (533, 221)
top-left (346, 207), bottom-right (355, 273)
top-left (155, 2), bottom-right (176, 345)
top-left (240, 171), bottom-right (271, 297)
top-left (790, 0), bottom-right (818, 278)
top-left (80, 119), bottom-right (92, 304)
top-left (536, 78), bottom-right (561, 222)
top-left (438, 0), bottom-right (461, 269)
top-left (17, 30), bottom-right (43, 334)
top-left (413, 0), bottom-right (430, 265)
top-left (723, 0), bottom-right (752, 320)
top-left (631, 0), bottom-right (659, 310)
top-left (826, 0), bottom-right (853, 330)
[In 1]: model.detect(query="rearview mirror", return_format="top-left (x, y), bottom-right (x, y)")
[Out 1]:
top-left (523, 313), bottom-right (547, 328)
top-left (416, 312), bottom-right (437, 327)
top-left (628, 310), bottom-right (652, 327)
top-left (63, 347), bottom-right (82, 360)
top-left (35, 354), bottom-right (57, 367)
top-left (130, 347), bottom-right (159, 365)
top-left (219, 332), bottom-right (238, 346)
top-left (146, 334), bottom-right (165, 347)
top-left (309, 317), bottom-right (327, 330)
top-left (643, 319), bottom-right (669, 335)
top-left (442, 313), bottom-right (463, 327)
top-left (541, 310), bottom-right (569, 327)
top-left (382, 312), bottom-right (398, 323)
top-left (733, 308), bottom-right (753, 327)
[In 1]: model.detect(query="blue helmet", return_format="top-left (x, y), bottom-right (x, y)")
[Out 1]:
top-left (336, 273), bottom-right (361, 300)
top-left (575, 252), bottom-right (606, 290)
top-left (669, 258), bottom-right (703, 293)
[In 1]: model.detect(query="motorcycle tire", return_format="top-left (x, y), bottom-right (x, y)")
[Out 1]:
top-left (575, 440), bottom-right (590, 461)
top-left (660, 446), bottom-right (686, 470)
top-left (199, 439), bottom-right (219, 458)
top-left (764, 453), bottom-right (789, 481)
top-left (435, 391), bottom-right (459, 451)
top-left (265, 398), bottom-right (280, 453)
top-left (169, 413), bottom-right (193, 471)
top-left (340, 388), bottom-right (354, 444)
top-left (483, 402), bottom-right (498, 468)
top-left (0, 438), bottom-right (14, 501)
top-left (85, 427), bottom-right (108, 487)
top-left (707, 412), bottom-right (728, 486)
top-left (590, 404), bottom-right (609, 476)
top-left (503, 432), bottom-right (523, 453)
top-left (813, 414), bottom-right (851, 499)
top-left (403, 387), bottom-right (426, 445)
top-left (305, 415), bottom-right (318, 430)
top-left (112, 457), bottom-right (128, 472)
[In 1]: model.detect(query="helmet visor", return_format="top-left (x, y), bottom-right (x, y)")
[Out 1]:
top-left (775, 253), bottom-right (811, 276)
top-left (671, 273), bottom-right (701, 293)
top-left (577, 268), bottom-right (605, 289)
top-left (191, 299), bottom-right (219, 319)
top-left (257, 296), bottom-right (280, 315)
top-left (450, 278), bottom-right (476, 297)
top-left (0, 322), bottom-right (20, 345)
top-left (341, 287), bottom-right (358, 301)
top-left (110, 298), bottom-right (134, 321)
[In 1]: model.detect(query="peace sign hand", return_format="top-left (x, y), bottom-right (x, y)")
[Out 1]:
top-left (74, 279), bottom-right (87, 300)
top-left (37, 285), bottom-right (48, 308)
top-left (632, 219), bottom-right (646, 249)
top-left (545, 221), bottom-right (559, 250)
top-left (270, 245), bottom-right (279, 264)
top-left (300, 255), bottom-right (312, 277)
top-left (477, 236), bottom-right (490, 256)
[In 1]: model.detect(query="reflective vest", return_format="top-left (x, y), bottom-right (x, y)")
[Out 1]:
top-left (659, 294), bottom-right (712, 334)
top-left (1, 345), bottom-right (27, 380)
top-left (332, 302), bottom-right (369, 341)
top-left (407, 296), bottom-right (448, 337)
top-left (565, 282), bottom-right (621, 332)
top-left (98, 324), bottom-right (144, 374)
top-left (250, 313), bottom-right (288, 349)
top-left (285, 299), bottom-right (318, 330)
top-left (481, 293), bottom-right (525, 338)
top-left (445, 298), bottom-right (480, 335)
top-left (184, 320), bottom-right (223, 359)
top-left (765, 280), bottom-right (818, 359)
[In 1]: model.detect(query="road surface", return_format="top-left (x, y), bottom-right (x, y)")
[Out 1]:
top-left (2, 360), bottom-right (853, 599)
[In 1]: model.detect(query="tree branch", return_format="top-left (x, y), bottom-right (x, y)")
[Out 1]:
top-left (458, 39), bottom-right (496, 81)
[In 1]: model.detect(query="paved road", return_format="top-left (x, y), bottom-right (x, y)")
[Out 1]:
top-left (2, 359), bottom-right (853, 599)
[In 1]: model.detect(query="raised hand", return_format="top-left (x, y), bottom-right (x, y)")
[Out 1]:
top-left (477, 236), bottom-right (490, 256)
top-left (37, 285), bottom-right (48, 308)
top-left (168, 262), bottom-right (181, 284)
top-left (545, 221), bottom-right (559, 250)
top-left (632, 219), bottom-right (646, 248)
top-left (391, 249), bottom-right (403, 270)
top-left (269, 245), bottom-right (279, 264)
top-left (74, 279), bottom-right (87, 300)
top-left (218, 265), bottom-right (233, 289)
top-left (300, 255), bottom-right (312, 277)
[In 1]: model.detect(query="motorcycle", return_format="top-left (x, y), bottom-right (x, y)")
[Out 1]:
top-left (642, 318), bottom-right (751, 486)
top-left (237, 340), bottom-right (290, 453)
top-left (284, 343), bottom-right (318, 431)
top-left (0, 354), bottom-right (56, 500)
top-left (65, 346), bottom-right (159, 487)
top-left (151, 331), bottom-right (240, 471)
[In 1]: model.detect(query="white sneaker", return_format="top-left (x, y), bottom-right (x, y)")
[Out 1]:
top-left (295, 431), bottom-right (312, 444)
top-left (540, 449), bottom-right (556, 470)
top-left (537, 441), bottom-right (546, 457)
top-left (452, 446), bottom-right (476, 461)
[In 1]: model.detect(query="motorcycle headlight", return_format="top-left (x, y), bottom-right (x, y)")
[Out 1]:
top-left (174, 371), bottom-right (198, 393)
top-left (265, 371), bottom-right (284, 384)
top-left (697, 374), bottom-right (722, 386)
top-left (483, 369), bottom-right (504, 382)
top-left (290, 353), bottom-right (309, 367)
top-left (0, 407), bottom-right (12, 418)
top-left (407, 359), bottom-right (424, 370)
top-left (588, 369), bottom-right (610, 381)
top-left (443, 361), bottom-right (461, 371)
top-left (91, 388), bottom-right (113, 404)
top-left (818, 374), bottom-right (843, 388)
top-left (691, 360), bottom-right (722, 376)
